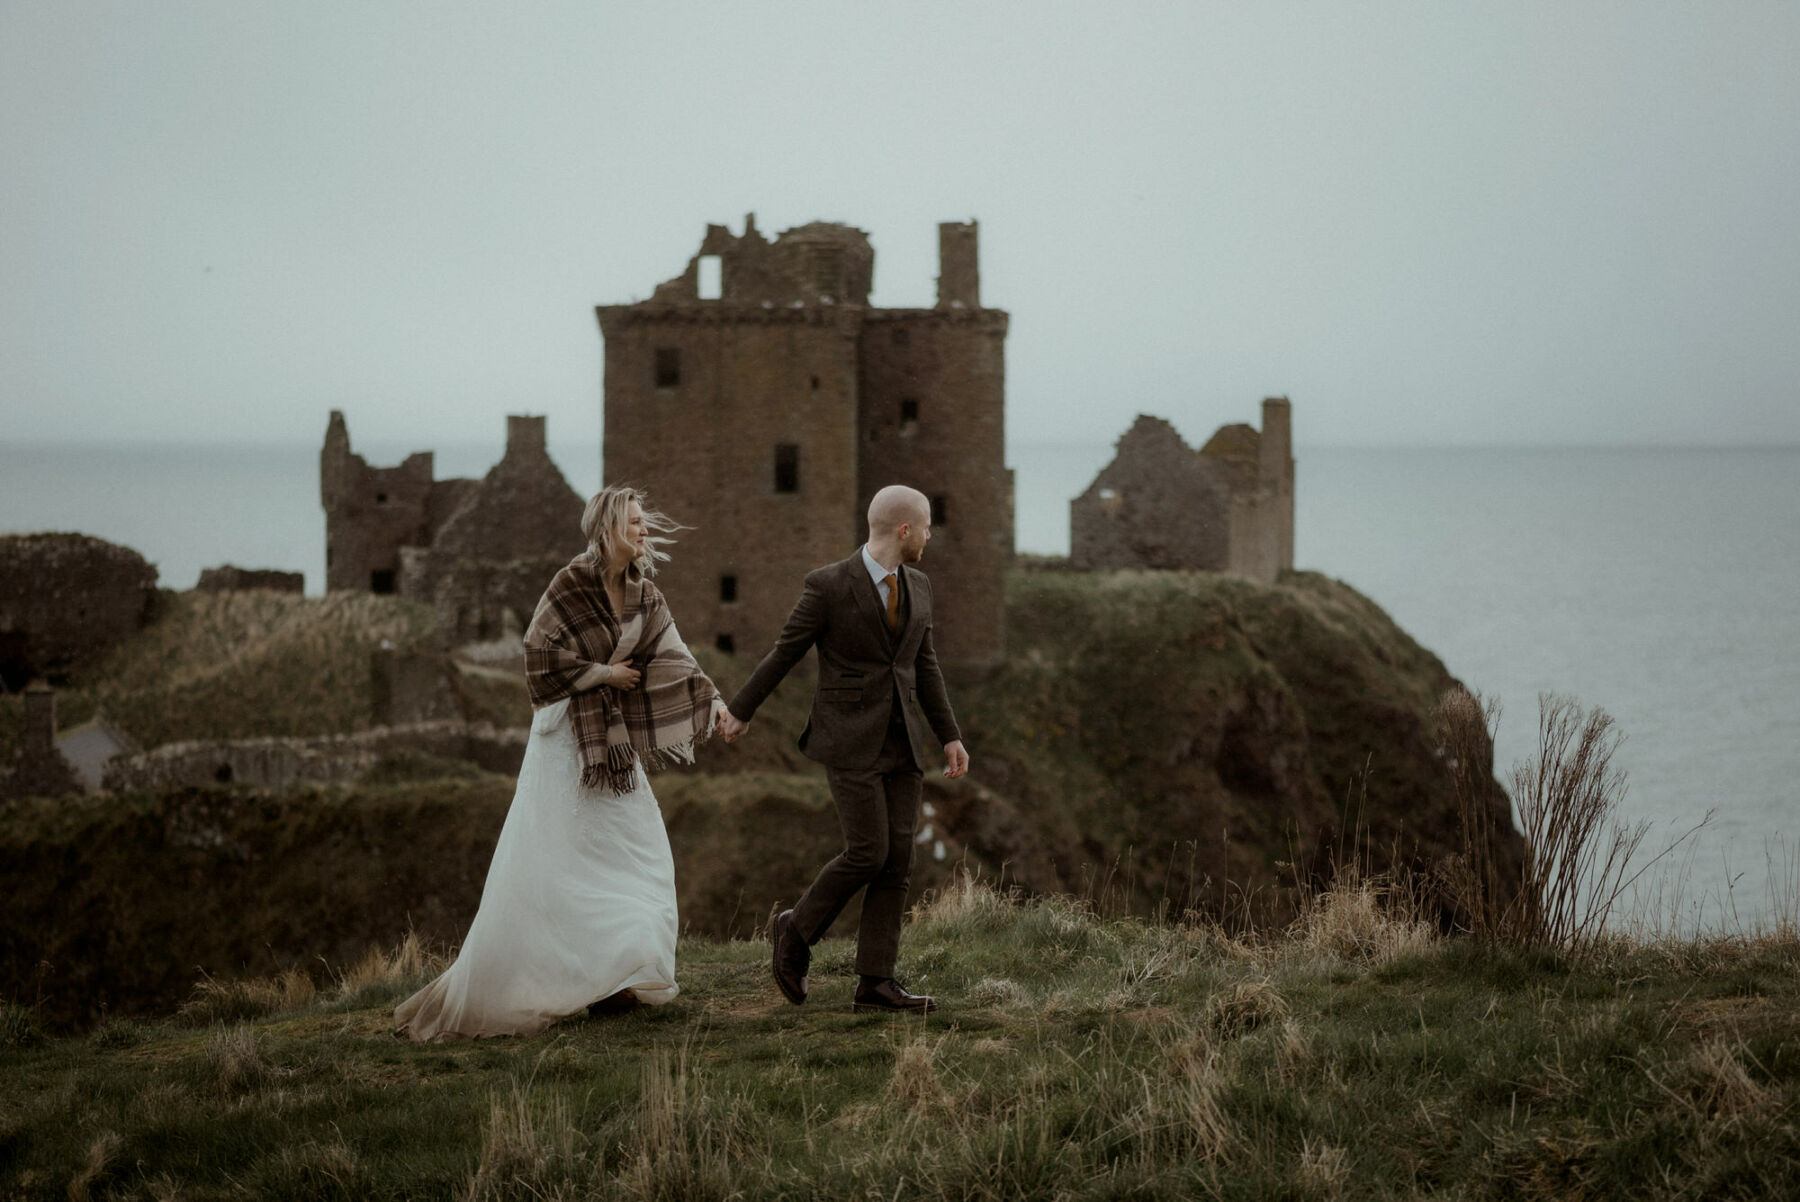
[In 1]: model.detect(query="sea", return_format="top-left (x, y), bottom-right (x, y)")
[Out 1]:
top-left (3, 438), bottom-right (1795, 932)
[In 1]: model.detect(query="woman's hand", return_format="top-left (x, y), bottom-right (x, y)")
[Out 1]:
top-left (607, 663), bottom-right (642, 690)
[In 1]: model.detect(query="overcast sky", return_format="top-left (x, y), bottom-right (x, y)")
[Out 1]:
top-left (4, 2), bottom-right (1797, 452)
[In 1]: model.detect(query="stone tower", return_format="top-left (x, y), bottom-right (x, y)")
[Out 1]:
top-left (597, 217), bottom-right (1011, 672)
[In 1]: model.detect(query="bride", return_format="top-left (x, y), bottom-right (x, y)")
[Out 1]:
top-left (395, 486), bottom-right (725, 1041)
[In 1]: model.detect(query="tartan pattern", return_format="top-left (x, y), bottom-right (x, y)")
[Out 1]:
top-left (523, 551), bottom-right (719, 794)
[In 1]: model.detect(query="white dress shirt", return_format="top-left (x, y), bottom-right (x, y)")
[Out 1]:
top-left (860, 543), bottom-right (899, 611)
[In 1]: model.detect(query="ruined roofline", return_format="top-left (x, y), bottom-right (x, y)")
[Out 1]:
top-left (595, 303), bottom-right (1008, 330)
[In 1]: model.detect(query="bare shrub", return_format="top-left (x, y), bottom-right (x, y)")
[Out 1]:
top-left (1441, 690), bottom-right (1707, 954)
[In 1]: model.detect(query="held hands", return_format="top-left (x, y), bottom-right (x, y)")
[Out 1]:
top-left (716, 705), bottom-right (750, 743)
top-left (943, 740), bottom-right (970, 780)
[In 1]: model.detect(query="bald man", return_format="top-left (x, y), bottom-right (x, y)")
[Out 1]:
top-left (719, 484), bottom-right (969, 1014)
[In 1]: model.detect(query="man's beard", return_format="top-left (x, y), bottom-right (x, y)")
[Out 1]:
top-left (901, 541), bottom-right (925, 564)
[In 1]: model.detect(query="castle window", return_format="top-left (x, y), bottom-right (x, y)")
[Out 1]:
top-left (891, 327), bottom-right (910, 347)
top-left (715, 633), bottom-right (736, 654)
top-left (655, 348), bottom-right (681, 389)
top-left (900, 398), bottom-right (919, 435)
top-left (720, 575), bottom-right (738, 603)
top-left (931, 495), bottom-right (948, 526)
top-left (774, 444), bottom-right (799, 494)
top-left (810, 375), bottom-right (820, 392)
top-left (370, 569), bottom-right (395, 595)
top-left (696, 255), bottom-right (722, 300)
top-left (375, 492), bottom-right (388, 504)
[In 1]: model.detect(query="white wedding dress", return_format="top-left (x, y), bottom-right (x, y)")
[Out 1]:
top-left (394, 697), bottom-right (679, 1041)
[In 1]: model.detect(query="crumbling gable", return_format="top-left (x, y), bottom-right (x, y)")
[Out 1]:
top-left (1071, 399), bottom-right (1295, 584)
top-left (321, 413), bottom-right (586, 643)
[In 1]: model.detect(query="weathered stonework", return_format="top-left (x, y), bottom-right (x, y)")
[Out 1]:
top-left (0, 533), bottom-right (159, 689)
top-left (196, 566), bottom-right (304, 594)
top-left (1070, 400), bottom-right (1295, 582)
top-left (102, 721), bottom-right (528, 794)
top-left (0, 685), bottom-right (83, 801)
top-left (321, 413), bottom-right (586, 643)
top-left (597, 216), bottom-right (1011, 672)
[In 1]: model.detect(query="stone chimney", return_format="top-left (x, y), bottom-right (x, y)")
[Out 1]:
top-left (936, 221), bottom-right (981, 310)
top-left (506, 414), bottom-right (548, 460)
top-left (1258, 397), bottom-right (1291, 487)
top-left (23, 683), bottom-right (56, 753)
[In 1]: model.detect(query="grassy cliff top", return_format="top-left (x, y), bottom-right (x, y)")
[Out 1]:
top-left (3, 879), bottom-right (1797, 1200)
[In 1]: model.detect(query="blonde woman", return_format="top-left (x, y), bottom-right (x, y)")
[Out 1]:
top-left (396, 486), bottom-right (725, 1041)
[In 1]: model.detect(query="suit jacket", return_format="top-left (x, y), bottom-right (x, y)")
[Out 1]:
top-left (729, 551), bottom-right (961, 771)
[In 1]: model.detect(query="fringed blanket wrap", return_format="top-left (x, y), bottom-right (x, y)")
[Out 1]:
top-left (524, 552), bottom-right (719, 794)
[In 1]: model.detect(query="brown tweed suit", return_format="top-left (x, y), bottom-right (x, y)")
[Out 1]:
top-left (728, 550), bottom-right (961, 977)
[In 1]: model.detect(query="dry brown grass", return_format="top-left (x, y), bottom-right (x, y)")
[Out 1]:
top-left (177, 967), bottom-right (315, 1026)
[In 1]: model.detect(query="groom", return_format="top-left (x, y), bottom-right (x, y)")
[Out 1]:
top-left (717, 484), bottom-right (969, 1014)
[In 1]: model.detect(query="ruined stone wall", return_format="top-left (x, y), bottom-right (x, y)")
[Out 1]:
top-left (1070, 417), bottom-right (1231, 571)
top-left (320, 411), bottom-right (438, 594)
top-left (0, 533), bottom-right (158, 689)
top-left (196, 566), bottom-right (304, 594)
top-left (857, 307), bottom-right (1011, 672)
top-left (599, 305), bottom-right (862, 658)
top-left (400, 548), bottom-right (573, 645)
top-left (102, 721), bottom-right (528, 794)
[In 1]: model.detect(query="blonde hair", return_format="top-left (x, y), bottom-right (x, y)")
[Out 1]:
top-left (580, 485), bottom-right (682, 576)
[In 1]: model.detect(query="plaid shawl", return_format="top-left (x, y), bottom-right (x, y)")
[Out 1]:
top-left (524, 551), bottom-right (719, 795)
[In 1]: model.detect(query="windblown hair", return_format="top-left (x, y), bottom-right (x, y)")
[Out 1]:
top-left (580, 485), bottom-right (682, 577)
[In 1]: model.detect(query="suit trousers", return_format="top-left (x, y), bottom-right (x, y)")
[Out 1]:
top-left (792, 711), bottom-right (923, 978)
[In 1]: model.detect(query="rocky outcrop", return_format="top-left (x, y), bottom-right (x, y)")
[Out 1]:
top-left (0, 533), bottom-right (158, 689)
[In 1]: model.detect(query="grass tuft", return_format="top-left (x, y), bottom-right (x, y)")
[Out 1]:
top-left (177, 967), bottom-right (316, 1026)
top-left (1203, 978), bottom-right (1288, 1038)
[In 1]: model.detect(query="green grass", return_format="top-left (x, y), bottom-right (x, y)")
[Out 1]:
top-left (3, 879), bottom-right (1796, 1200)
top-left (0, 589), bottom-right (439, 758)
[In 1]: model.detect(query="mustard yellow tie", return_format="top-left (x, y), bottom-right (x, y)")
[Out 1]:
top-left (882, 573), bottom-right (900, 631)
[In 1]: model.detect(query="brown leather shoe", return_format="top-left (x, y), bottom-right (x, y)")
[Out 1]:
top-left (587, 989), bottom-right (641, 1017)
top-left (852, 978), bottom-right (936, 1014)
top-left (771, 909), bottom-right (810, 1005)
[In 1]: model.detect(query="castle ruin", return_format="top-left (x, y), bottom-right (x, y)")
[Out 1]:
top-left (320, 413), bottom-right (586, 642)
top-left (1070, 400), bottom-right (1295, 582)
top-left (597, 216), bottom-right (1011, 671)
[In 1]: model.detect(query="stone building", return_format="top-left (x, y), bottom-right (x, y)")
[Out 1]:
top-left (1070, 399), bottom-right (1295, 583)
top-left (0, 533), bottom-right (158, 690)
top-left (597, 216), bottom-right (1011, 671)
top-left (321, 413), bottom-right (587, 642)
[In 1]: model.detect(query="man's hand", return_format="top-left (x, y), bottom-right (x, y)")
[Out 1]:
top-left (942, 739), bottom-right (969, 779)
top-left (717, 707), bottom-right (751, 743)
